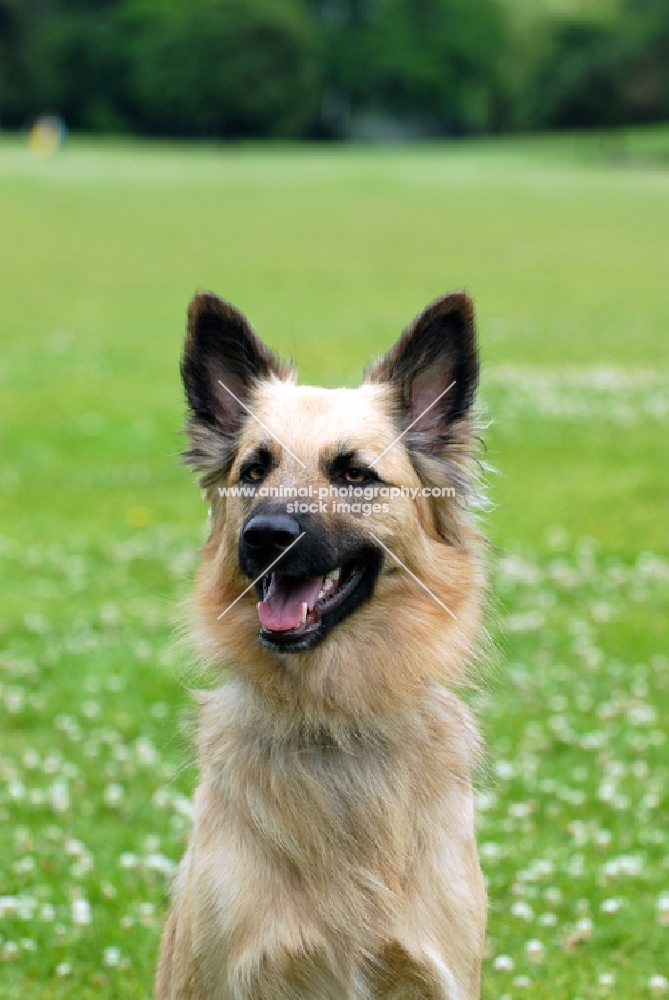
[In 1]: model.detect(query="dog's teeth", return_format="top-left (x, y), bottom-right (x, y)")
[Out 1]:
top-left (331, 567), bottom-right (341, 582)
top-left (300, 602), bottom-right (308, 625)
top-left (323, 579), bottom-right (333, 592)
top-left (317, 589), bottom-right (325, 601)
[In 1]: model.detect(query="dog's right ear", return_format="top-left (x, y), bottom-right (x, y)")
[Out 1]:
top-left (181, 292), bottom-right (290, 478)
top-left (182, 292), bottom-right (287, 432)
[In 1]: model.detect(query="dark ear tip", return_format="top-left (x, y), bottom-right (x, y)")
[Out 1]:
top-left (187, 289), bottom-right (220, 319)
top-left (423, 290), bottom-right (475, 331)
top-left (186, 291), bottom-right (220, 350)
top-left (185, 291), bottom-right (254, 354)
top-left (449, 289), bottom-right (474, 320)
top-left (187, 290), bottom-right (238, 325)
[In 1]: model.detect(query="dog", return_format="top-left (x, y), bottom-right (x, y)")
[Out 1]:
top-left (155, 290), bottom-right (487, 999)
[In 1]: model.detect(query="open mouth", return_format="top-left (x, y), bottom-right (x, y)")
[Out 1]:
top-left (255, 554), bottom-right (380, 652)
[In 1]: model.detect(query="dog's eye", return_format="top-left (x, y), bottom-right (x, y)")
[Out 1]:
top-left (342, 468), bottom-right (369, 484)
top-left (242, 464), bottom-right (267, 483)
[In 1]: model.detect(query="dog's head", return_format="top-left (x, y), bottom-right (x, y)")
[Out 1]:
top-left (182, 292), bottom-right (484, 721)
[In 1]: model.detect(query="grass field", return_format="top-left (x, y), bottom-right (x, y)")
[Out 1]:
top-left (1, 131), bottom-right (668, 998)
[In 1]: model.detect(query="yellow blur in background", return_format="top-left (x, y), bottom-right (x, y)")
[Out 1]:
top-left (29, 115), bottom-right (67, 159)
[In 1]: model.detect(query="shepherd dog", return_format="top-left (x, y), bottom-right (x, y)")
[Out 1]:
top-left (155, 289), bottom-right (487, 999)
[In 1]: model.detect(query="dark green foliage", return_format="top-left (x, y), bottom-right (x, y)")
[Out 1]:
top-left (527, 20), bottom-right (627, 129)
top-left (318, 0), bottom-right (509, 135)
top-left (0, 0), bottom-right (320, 136)
top-left (0, 0), bottom-right (128, 130)
top-left (526, 1), bottom-right (669, 130)
top-left (119, 0), bottom-right (320, 137)
top-left (0, 0), bottom-right (668, 137)
top-left (621, 0), bottom-right (669, 123)
top-left (0, 0), bottom-right (37, 126)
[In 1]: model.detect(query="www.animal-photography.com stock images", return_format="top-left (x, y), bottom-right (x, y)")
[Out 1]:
top-left (1, 3), bottom-right (668, 998)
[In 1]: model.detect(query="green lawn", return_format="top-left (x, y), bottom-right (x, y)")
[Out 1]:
top-left (1, 132), bottom-right (668, 998)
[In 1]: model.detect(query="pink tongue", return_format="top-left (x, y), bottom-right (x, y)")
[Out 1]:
top-left (258, 575), bottom-right (324, 632)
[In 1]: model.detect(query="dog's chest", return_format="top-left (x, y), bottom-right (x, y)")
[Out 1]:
top-left (224, 731), bottom-right (414, 883)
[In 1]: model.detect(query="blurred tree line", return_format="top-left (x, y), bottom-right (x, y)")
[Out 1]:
top-left (0, 0), bottom-right (667, 138)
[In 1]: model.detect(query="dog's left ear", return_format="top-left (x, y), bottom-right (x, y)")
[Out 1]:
top-left (365, 292), bottom-right (478, 454)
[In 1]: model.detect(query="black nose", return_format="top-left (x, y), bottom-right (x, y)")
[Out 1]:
top-left (242, 514), bottom-right (301, 561)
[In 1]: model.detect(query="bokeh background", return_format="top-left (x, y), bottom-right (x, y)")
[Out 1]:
top-left (1, 2), bottom-right (668, 998)
top-left (1, 0), bottom-right (669, 138)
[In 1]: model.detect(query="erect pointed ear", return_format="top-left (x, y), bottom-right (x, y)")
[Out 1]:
top-left (364, 292), bottom-right (478, 455)
top-left (181, 292), bottom-right (289, 434)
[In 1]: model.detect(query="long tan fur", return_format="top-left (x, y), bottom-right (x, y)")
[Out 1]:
top-left (156, 292), bottom-right (487, 999)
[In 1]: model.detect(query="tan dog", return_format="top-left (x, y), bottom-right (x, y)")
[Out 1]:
top-left (156, 291), bottom-right (487, 999)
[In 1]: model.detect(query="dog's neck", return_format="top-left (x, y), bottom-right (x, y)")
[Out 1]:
top-left (196, 677), bottom-right (480, 781)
